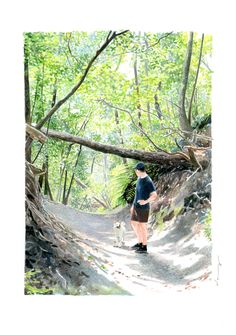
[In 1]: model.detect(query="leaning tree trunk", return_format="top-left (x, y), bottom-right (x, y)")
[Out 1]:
top-left (178, 31), bottom-right (194, 136)
top-left (188, 33), bottom-right (204, 125)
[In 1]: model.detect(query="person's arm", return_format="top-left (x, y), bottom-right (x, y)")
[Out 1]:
top-left (138, 191), bottom-right (157, 206)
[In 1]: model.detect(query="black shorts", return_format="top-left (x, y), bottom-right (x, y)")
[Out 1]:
top-left (131, 207), bottom-right (150, 223)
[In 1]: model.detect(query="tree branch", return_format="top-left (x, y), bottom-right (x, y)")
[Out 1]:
top-left (112, 31), bottom-right (173, 57)
top-left (114, 30), bottom-right (129, 37)
top-left (35, 30), bottom-right (129, 130)
top-left (144, 32), bottom-right (173, 52)
top-left (98, 99), bottom-right (168, 153)
top-left (65, 32), bottom-right (81, 66)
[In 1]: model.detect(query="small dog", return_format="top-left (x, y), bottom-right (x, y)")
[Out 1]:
top-left (113, 221), bottom-right (126, 247)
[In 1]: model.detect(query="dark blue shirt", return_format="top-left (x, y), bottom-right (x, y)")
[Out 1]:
top-left (133, 175), bottom-right (156, 209)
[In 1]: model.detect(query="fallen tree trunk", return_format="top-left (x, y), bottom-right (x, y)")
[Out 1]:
top-left (40, 127), bottom-right (210, 168)
top-left (26, 124), bottom-right (48, 143)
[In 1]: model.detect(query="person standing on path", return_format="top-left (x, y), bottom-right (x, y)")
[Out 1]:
top-left (130, 162), bottom-right (157, 254)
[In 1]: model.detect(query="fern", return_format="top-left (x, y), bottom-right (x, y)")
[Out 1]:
top-left (109, 164), bottom-right (134, 207)
top-left (25, 269), bottom-right (54, 295)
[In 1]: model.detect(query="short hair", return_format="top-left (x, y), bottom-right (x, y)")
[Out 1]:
top-left (134, 162), bottom-right (145, 171)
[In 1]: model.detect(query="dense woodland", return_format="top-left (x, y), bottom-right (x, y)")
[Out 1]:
top-left (25, 30), bottom-right (212, 294)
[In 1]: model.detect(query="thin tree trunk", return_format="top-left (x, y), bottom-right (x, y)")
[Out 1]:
top-left (56, 147), bottom-right (65, 201)
top-left (58, 110), bottom-right (91, 202)
top-left (24, 39), bottom-right (32, 162)
top-left (24, 43), bottom-right (31, 124)
top-left (195, 89), bottom-right (198, 115)
top-left (45, 173), bottom-right (54, 200)
top-left (58, 143), bottom-right (73, 202)
top-left (31, 75), bottom-right (40, 115)
top-left (44, 153), bottom-right (53, 201)
top-left (134, 52), bottom-right (143, 129)
top-left (38, 163), bottom-right (46, 189)
top-left (57, 110), bottom-right (91, 202)
top-left (154, 94), bottom-right (162, 119)
top-left (178, 32), bottom-right (194, 135)
top-left (188, 34), bottom-right (204, 125)
top-left (33, 82), bottom-right (57, 197)
top-left (57, 145), bottom-right (72, 201)
top-left (90, 157), bottom-right (96, 174)
top-left (143, 34), bottom-right (152, 128)
top-left (51, 78), bottom-right (57, 108)
top-left (64, 145), bottom-right (82, 205)
top-left (43, 154), bottom-right (48, 195)
top-left (62, 170), bottom-right (68, 205)
top-left (154, 82), bottom-right (162, 119)
top-left (114, 109), bottom-right (128, 165)
top-left (111, 52), bottom-right (128, 165)
top-left (37, 62), bottom-right (45, 123)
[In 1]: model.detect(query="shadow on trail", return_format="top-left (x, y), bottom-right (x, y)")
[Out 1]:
top-left (44, 199), bottom-right (212, 294)
top-left (128, 253), bottom-right (187, 286)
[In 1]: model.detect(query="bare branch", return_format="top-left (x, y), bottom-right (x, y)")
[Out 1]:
top-left (114, 30), bottom-right (129, 37)
top-left (144, 32), bottom-right (173, 52)
top-left (65, 32), bottom-right (81, 66)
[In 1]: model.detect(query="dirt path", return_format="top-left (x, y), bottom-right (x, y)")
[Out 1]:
top-left (44, 199), bottom-right (212, 295)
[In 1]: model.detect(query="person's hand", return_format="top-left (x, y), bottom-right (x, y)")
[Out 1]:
top-left (138, 200), bottom-right (147, 206)
top-left (130, 205), bottom-right (134, 214)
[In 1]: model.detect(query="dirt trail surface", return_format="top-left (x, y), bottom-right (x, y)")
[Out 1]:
top-left (44, 199), bottom-right (212, 295)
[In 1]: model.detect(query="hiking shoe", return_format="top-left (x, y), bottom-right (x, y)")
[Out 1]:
top-left (131, 243), bottom-right (142, 250)
top-left (135, 245), bottom-right (148, 254)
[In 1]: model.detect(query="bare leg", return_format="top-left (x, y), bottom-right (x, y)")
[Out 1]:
top-left (138, 222), bottom-right (148, 245)
top-left (130, 220), bottom-right (142, 243)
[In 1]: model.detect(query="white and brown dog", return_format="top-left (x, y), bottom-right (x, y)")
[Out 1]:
top-left (113, 221), bottom-right (126, 247)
